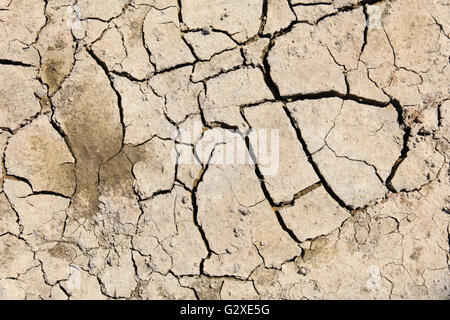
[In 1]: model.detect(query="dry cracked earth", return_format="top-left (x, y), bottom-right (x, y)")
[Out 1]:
top-left (0, 0), bottom-right (449, 300)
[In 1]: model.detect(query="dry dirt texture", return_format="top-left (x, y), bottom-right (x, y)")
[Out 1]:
top-left (0, 0), bottom-right (449, 300)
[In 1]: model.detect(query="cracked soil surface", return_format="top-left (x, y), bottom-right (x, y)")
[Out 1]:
top-left (0, 0), bottom-right (449, 300)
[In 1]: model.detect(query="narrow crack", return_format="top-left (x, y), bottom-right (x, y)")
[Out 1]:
top-left (242, 130), bottom-right (303, 244)
top-left (0, 59), bottom-right (34, 67)
top-left (191, 149), bottom-right (218, 274)
top-left (86, 48), bottom-right (126, 152)
top-left (281, 105), bottom-right (353, 210)
top-left (258, 38), bottom-right (354, 210)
